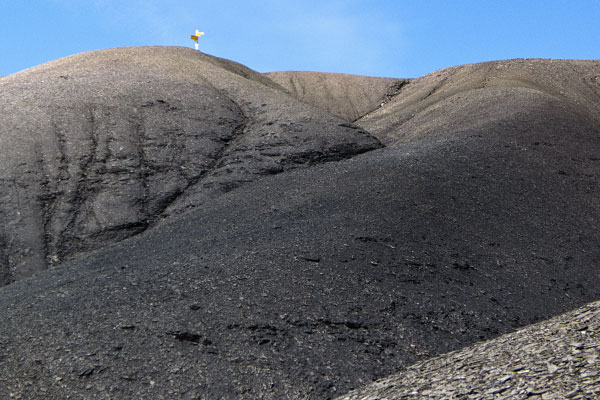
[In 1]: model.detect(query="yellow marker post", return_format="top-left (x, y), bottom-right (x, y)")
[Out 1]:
top-left (191, 30), bottom-right (205, 50)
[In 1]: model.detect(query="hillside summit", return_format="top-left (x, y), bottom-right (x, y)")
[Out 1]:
top-left (0, 47), bottom-right (599, 399)
top-left (0, 46), bottom-right (380, 285)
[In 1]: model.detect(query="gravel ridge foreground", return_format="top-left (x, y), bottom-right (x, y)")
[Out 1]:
top-left (337, 299), bottom-right (600, 399)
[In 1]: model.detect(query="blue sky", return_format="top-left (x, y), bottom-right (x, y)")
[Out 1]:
top-left (1, 1), bottom-right (599, 78)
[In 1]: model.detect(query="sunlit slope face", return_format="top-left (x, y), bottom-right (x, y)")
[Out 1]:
top-left (357, 59), bottom-right (600, 145)
top-left (264, 70), bottom-right (407, 121)
top-left (0, 46), bottom-right (382, 284)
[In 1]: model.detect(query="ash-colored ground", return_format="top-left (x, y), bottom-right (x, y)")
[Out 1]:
top-left (0, 47), bottom-right (599, 399)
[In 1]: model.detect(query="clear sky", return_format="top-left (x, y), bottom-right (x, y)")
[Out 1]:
top-left (1, 0), bottom-right (599, 78)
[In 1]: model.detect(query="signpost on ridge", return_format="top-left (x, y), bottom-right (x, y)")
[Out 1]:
top-left (191, 30), bottom-right (204, 50)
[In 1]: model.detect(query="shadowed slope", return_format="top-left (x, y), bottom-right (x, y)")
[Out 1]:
top-left (0, 46), bottom-right (381, 284)
top-left (265, 71), bottom-right (408, 121)
top-left (336, 58), bottom-right (600, 398)
top-left (338, 299), bottom-right (600, 399)
top-left (0, 56), bottom-right (599, 399)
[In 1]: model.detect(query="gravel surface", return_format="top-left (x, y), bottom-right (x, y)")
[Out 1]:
top-left (0, 49), bottom-right (599, 399)
top-left (337, 299), bottom-right (600, 400)
top-left (0, 46), bottom-right (380, 284)
top-left (356, 58), bottom-right (600, 146)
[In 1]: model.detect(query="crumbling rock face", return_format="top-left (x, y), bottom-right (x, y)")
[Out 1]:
top-left (0, 46), bottom-right (382, 284)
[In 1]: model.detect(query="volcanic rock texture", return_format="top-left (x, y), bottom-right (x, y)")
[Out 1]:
top-left (0, 47), bottom-right (380, 284)
top-left (0, 48), bottom-right (599, 399)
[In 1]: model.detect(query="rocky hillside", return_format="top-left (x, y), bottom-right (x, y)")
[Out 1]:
top-left (338, 299), bottom-right (600, 399)
top-left (0, 49), bottom-right (599, 399)
top-left (0, 46), bottom-right (380, 285)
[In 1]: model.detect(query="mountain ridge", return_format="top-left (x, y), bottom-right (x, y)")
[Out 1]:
top-left (264, 70), bottom-right (408, 121)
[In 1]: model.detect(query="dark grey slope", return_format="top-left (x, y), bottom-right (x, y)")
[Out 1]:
top-left (1, 88), bottom-right (599, 400)
top-left (264, 71), bottom-right (407, 121)
top-left (0, 46), bottom-right (381, 284)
